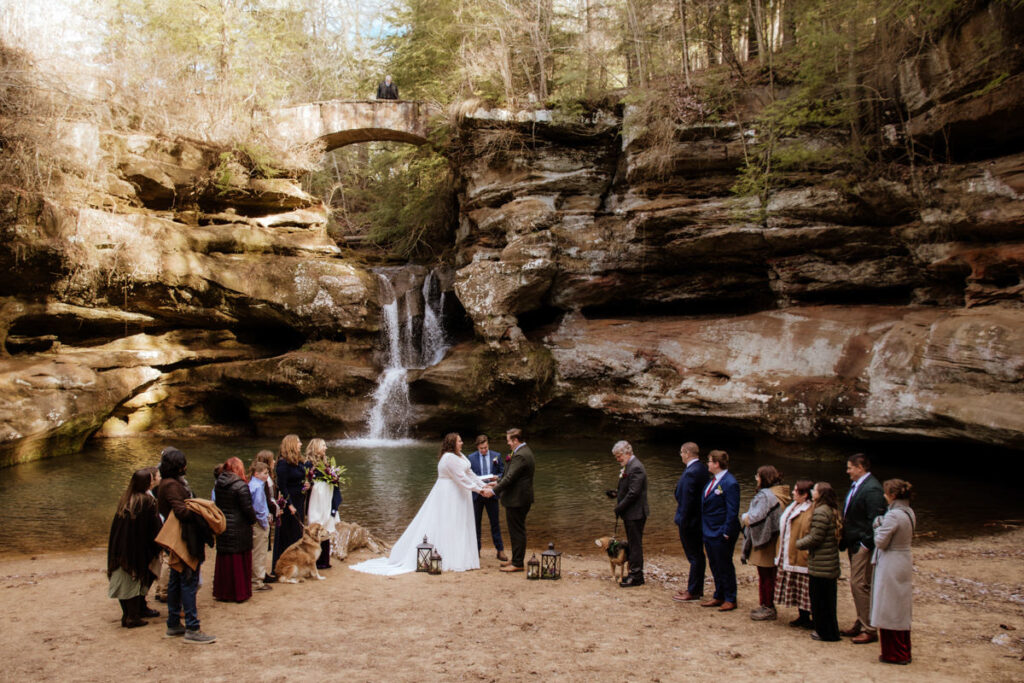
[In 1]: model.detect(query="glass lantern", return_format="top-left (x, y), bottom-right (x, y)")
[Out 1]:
top-left (416, 536), bottom-right (434, 573)
top-left (541, 542), bottom-right (561, 579)
top-left (429, 549), bottom-right (443, 575)
top-left (526, 554), bottom-right (540, 580)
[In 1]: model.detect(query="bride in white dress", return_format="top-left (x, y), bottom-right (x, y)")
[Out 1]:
top-left (351, 433), bottom-right (494, 576)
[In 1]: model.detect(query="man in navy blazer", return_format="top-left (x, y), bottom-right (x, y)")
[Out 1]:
top-left (673, 442), bottom-right (710, 602)
top-left (701, 449), bottom-right (740, 611)
top-left (467, 434), bottom-right (508, 562)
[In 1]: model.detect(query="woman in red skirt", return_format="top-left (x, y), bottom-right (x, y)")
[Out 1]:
top-left (213, 457), bottom-right (256, 602)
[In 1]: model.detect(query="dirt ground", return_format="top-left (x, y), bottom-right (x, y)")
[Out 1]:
top-left (1, 528), bottom-right (1022, 682)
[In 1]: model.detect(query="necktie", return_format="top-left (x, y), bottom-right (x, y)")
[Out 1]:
top-left (483, 454), bottom-right (489, 477)
top-left (705, 477), bottom-right (716, 498)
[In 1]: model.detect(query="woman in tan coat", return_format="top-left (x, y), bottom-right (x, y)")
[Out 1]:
top-left (774, 479), bottom-right (814, 628)
top-left (870, 479), bottom-right (916, 665)
top-left (741, 465), bottom-right (791, 621)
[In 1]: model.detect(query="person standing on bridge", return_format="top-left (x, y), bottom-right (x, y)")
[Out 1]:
top-left (376, 75), bottom-right (398, 100)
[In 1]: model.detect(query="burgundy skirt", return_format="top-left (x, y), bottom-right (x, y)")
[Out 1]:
top-left (213, 552), bottom-right (253, 603)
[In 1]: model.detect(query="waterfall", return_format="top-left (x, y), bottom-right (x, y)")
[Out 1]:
top-left (363, 275), bottom-right (412, 442)
top-left (421, 271), bottom-right (448, 367)
top-left (340, 268), bottom-right (450, 446)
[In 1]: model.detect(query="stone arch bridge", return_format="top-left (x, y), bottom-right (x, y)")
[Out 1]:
top-left (265, 99), bottom-right (442, 151)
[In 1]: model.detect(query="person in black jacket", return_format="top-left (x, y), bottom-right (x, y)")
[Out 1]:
top-left (839, 453), bottom-right (887, 644)
top-left (376, 75), bottom-right (398, 100)
top-left (107, 468), bottom-right (163, 628)
top-left (613, 440), bottom-right (649, 587)
top-left (213, 457), bottom-right (257, 603)
top-left (273, 434), bottom-right (308, 570)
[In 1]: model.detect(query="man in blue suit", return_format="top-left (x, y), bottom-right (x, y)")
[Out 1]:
top-left (673, 442), bottom-right (710, 602)
top-left (467, 434), bottom-right (508, 562)
top-left (701, 449), bottom-right (740, 611)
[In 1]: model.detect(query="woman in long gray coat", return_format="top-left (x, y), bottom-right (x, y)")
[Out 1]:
top-left (870, 479), bottom-right (916, 665)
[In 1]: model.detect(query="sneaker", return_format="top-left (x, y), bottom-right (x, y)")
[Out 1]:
top-left (751, 607), bottom-right (777, 621)
top-left (254, 583), bottom-right (273, 591)
top-left (165, 624), bottom-right (186, 637)
top-left (184, 629), bottom-right (217, 644)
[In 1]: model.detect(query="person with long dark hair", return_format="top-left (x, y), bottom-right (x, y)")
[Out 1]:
top-left (351, 432), bottom-right (493, 575)
top-left (107, 468), bottom-right (163, 628)
top-left (272, 435), bottom-right (307, 571)
top-left (796, 482), bottom-right (842, 642)
top-left (213, 457), bottom-right (256, 603)
top-left (871, 479), bottom-right (916, 665)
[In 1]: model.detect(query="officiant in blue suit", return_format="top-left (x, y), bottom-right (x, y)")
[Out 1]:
top-left (467, 434), bottom-right (509, 562)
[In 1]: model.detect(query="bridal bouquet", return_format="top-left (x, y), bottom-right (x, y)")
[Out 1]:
top-left (303, 457), bottom-right (348, 492)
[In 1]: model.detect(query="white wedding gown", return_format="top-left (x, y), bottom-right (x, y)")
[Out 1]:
top-left (350, 452), bottom-right (487, 576)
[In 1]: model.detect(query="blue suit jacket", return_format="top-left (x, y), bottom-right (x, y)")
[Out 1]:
top-left (674, 459), bottom-right (710, 530)
top-left (467, 449), bottom-right (503, 501)
top-left (701, 471), bottom-right (740, 541)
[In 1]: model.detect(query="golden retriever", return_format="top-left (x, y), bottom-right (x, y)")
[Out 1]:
top-left (594, 536), bottom-right (629, 581)
top-left (275, 523), bottom-right (330, 583)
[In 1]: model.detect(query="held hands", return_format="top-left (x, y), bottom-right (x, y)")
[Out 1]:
top-left (479, 488), bottom-right (494, 498)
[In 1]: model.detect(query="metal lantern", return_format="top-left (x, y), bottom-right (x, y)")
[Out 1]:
top-left (416, 536), bottom-right (434, 572)
top-left (541, 542), bottom-right (561, 579)
top-left (429, 548), bottom-right (443, 575)
top-left (526, 554), bottom-right (541, 580)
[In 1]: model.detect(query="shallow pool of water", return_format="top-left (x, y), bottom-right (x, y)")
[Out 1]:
top-left (1, 434), bottom-right (1020, 556)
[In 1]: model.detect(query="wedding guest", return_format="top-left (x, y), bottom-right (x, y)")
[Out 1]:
top-left (701, 450), bottom-right (740, 611)
top-left (774, 479), bottom-right (814, 629)
top-left (613, 440), bottom-right (649, 587)
top-left (796, 482), bottom-right (842, 642)
top-left (273, 435), bottom-right (307, 571)
top-left (213, 457), bottom-right (256, 603)
top-left (467, 434), bottom-right (508, 562)
top-left (305, 438), bottom-right (342, 570)
top-left (248, 461), bottom-right (273, 591)
top-left (741, 465), bottom-right (790, 621)
top-left (840, 453), bottom-right (886, 644)
top-left (493, 428), bottom-right (535, 573)
top-left (673, 442), bottom-right (709, 603)
top-left (156, 447), bottom-right (216, 643)
top-left (871, 479), bottom-right (916, 665)
top-left (140, 466), bottom-right (166, 615)
top-left (254, 449), bottom-right (280, 582)
top-left (107, 468), bottom-right (163, 628)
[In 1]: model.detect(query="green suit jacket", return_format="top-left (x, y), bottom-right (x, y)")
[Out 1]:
top-left (492, 444), bottom-right (535, 509)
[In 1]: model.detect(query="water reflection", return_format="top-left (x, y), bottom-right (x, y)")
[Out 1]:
top-left (1, 435), bottom-right (1021, 555)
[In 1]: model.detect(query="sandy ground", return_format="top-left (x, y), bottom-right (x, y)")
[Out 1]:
top-left (1, 528), bottom-right (1022, 682)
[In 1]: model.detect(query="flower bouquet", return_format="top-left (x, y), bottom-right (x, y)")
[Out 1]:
top-left (303, 457), bottom-right (348, 493)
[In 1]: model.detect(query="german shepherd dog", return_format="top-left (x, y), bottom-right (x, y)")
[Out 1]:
top-left (275, 523), bottom-right (330, 583)
top-left (594, 537), bottom-right (629, 581)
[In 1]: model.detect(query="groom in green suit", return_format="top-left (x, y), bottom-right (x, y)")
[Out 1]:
top-left (492, 428), bottom-right (535, 572)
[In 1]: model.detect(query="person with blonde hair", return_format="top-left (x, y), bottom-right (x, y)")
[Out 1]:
top-left (305, 438), bottom-right (343, 569)
top-left (272, 434), bottom-right (308, 570)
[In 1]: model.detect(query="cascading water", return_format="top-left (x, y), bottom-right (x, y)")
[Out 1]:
top-left (364, 275), bottom-right (412, 442)
top-left (420, 271), bottom-right (448, 367)
top-left (343, 268), bottom-right (451, 446)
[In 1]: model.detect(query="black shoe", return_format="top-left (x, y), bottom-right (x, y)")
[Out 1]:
top-left (141, 603), bottom-right (161, 619)
top-left (263, 574), bottom-right (278, 584)
top-left (619, 576), bottom-right (645, 587)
